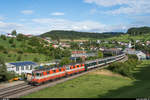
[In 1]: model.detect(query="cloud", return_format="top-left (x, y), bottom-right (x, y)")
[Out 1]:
top-left (0, 21), bottom-right (23, 34)
top-left (32, 18), bottom-right (107, 32)
top-left (90, 8), bottom-right (98, 14)
top-left (21, 10), bottom-right (34, 15)
top-left (51, 12), bottom-right (65, 16)
top-left (84, 0), bottom-right (150, 15)
top-left (0, 16), bottom-right (4, 20)
top-left (0, 18), bottom-right (136, 35)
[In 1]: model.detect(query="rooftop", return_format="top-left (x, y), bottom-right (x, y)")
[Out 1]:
top-left (9, 61), bottom-right (37, 67)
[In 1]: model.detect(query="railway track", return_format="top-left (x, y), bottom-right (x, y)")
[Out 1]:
top-left (0, 55), bottom-right (127, 98)
top-left (0, 85), bottom-right (35, 98)
top-left (0, 83), bottom-right (27, 93)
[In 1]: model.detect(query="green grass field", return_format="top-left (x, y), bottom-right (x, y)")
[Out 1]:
top-left (22, 60), bottom-right (150, 98)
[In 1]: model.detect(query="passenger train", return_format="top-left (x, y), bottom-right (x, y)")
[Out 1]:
top-left (27, 53), bottom-right (125, 86)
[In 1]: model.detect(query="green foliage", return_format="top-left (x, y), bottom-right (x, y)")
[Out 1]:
top-left (17, 50), bottom-right (23, 54)
top-left (128, 54), bottom-right (138, 60)
top-left (0, 45), bottom-right (5, 51)
top-left (17, 55), bottom-right (22, 61)
top-left (11, 43), bottom-right (16, 48)
top-left (9, 38), bottom-right (14, 44)
top-left (40, 30), bottom-right (124, 40)
top-left (108, 54), bottom-right (140, 78)
top-left (59, 57), bottom-right (71, 66)
top-left (0, 35), bottom-right (7, 40)
top-left (17, 34), bottom-right (27, 41)
top-left (127, 26), bottom-right (150, 35)
top-left (3, 50), bottom-right (8, 54)
top-left (11, 30), bottom-right (17, 36)
top-left (33, 57), bottom-right (40, 62)
top-left (0, 58), bottom-right (16, 82)
top-left (97, 51), bottom-right (103, 58)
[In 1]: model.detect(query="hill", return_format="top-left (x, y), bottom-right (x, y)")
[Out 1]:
top-left (0, 35), bottom-right (71, 63)
top-left (40, 30), bottom-right (124, 40)
top-left (127, 26), bottom-right (150, 35)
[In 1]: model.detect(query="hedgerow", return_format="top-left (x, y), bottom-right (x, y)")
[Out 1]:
top-left (107, 54), bottom-right (142, 78)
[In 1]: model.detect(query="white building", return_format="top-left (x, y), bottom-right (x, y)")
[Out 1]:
top-left (128, 41), bottom-right (132, 48)
top-left (6, 33), bottom-right (16, 38)
top-left (135, 51), bottom-right (146, 60)
top-left (123, 48), bottom-right (146, 60)
top-left (6, 61), bottom-right (38, 75)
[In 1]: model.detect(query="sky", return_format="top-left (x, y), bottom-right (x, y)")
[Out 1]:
top-left (0, 0), bottom-right (150, 35)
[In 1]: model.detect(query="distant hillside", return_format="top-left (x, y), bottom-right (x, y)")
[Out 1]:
top-left (40, 30), bottom-right (124, 40)
top-left (127, 26), bottom-right (150, 35)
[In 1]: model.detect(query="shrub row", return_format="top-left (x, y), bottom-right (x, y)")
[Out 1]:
top-left (107, 54), bottom-right (141, 78)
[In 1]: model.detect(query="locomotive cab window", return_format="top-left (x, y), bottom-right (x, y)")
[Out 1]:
top-left (66, 67), bottom-right (70, 70)
top-left (47, 71), bottom-right (50, 74)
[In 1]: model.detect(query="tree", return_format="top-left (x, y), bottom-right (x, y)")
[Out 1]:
top-left (0, 58), bottom-right (7, 82)
top-left (9, 38), bottom-right (14, 44)
top-left (0, 45), bottom-right (5, 51)
top-left (11, 30), bottom-right (17, 36)
top-left (17, 34), bottom-right (27, 41)
top-left (97, 51), bottom-right (103, 58)
top-left (59, 57), bottom-right (71, 66)
top-left (11, 43), bottom-right (16, 48)
top-left (0, 35), bottom-right (6, 40)
top-left (17, 55), bottom-right (22, 61)
top-left (33, 57), bottom-right (40, 62)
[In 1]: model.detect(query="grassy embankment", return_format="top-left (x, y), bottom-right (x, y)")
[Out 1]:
top-left (22, 60), bottom-right (150, 98)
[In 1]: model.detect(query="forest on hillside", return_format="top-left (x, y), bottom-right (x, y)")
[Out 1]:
top-left (127, 26), bottom-right (150, 35)
top-left (40, 30), bottom-right (124, 40)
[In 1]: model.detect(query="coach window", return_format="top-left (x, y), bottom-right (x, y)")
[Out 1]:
top-left (59, 69), bottom-right (62, 72)
top-left (36, 73), bottom-right (41, 77)
top-left (47, 71), bottom-right (50, 74)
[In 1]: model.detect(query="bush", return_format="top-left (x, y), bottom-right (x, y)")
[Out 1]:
top-left (17, 55), bottom-right (22, 61)
top-left (108, 62), bottom-right (132, 77)
top-left (33, 57), bottom-right (40, 62)
top-left (3, 50), bottom-right (8, 54)
top-left (0, 35), bottom-right (7, 40)
top-left (17, 50), bottom-right (23, 54)
top-left (9, 38), bottom-right (14, 44)
top-left (11, 44), bottom-right (16, 48)
top-left (8, 54), bottom-right (12, 57)
top-left (0, 45), bottom-right (5, 51)
top-left (107, 54), bottom-right (141, 78)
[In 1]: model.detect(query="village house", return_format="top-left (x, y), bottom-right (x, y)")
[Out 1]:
top-left (123, 48), bottom-right (146, 60)
top-left (146, 41), bottom-right (150, 45)
top-left (23, 34), bottom-right (33, 38)
top-left (103, 48), bottom-right (122, 55)
top-left (6, 33), bottom-right (16, 38)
